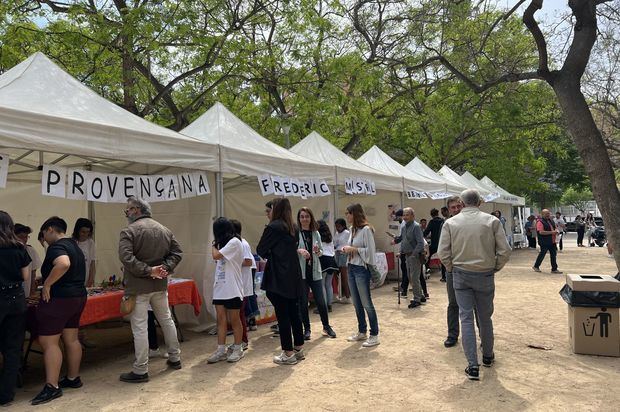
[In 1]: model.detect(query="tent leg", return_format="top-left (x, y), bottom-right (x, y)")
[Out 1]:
top-left (216, 172), bottom-right (224, 217)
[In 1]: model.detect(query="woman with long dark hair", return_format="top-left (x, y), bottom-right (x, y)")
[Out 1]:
top-left (317, 220), bottom-right (338, 312)
top-left (297, 207), bottom-right (336, 339)
top-left (257, 198), bottom-right (305, 365)
top-left (341, 203), bottom-right (380, 347)
top-left (0, 211), bottom-right (31, 406)
top-left (208, 217), bottom-right (245, 364)
top-left (71, 218), bottom-right (96, 288)
top-left (333, 218), bottom-right (351, 303)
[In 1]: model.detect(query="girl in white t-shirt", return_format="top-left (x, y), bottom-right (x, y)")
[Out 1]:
top-left (231, 219), bottom-right (257, 350)
top-left (208, 218), bottom-right (245, 364)
top-left (72, 218), bottom-right (96, 287)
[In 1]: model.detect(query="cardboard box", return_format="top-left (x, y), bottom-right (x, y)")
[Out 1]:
top-left (565, 274), bottom-right (620, 357)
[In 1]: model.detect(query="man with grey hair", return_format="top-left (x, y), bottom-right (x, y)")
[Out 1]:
top-left (119, 196), bottom-right (183, 383)
top-left (392, 207), bottom-right (425, 308)
top-left (437, 189), bottom-right (511, 380)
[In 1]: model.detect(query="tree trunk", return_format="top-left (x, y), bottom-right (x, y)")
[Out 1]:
top-left (553, 76), bottom-right (620, 271)
top-left (121, 33), bottom-right (138, 115)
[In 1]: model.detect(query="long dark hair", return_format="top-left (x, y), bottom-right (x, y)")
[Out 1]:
top-left (317, 220), bottom-right (332, 243)
top-left (72, 218), bottom-right (94, 240)
top-left (271, 198), bottom-right (296, 237)
top-left (346, 203), bottom-right (372, 237)
top-left (297, 207), bottom-right (319, 231)
top-left (213, 217), bottom-right (238, 249)
top-left (0, 211), bottom-right (23, 248)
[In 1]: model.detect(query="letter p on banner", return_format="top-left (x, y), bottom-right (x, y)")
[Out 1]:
top-left (42, 165), bottom-right (67, 198)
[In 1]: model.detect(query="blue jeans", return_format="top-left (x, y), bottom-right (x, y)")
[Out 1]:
top-left (348, 264), bottom-right (379, 336)
top-left (322, 271), bottom-right (334, 305)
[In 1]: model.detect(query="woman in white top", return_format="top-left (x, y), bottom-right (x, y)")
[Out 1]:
top-left (230, 219), bottom-right (256, 350)
top-left (71, 218), bottom-right (96, 287)
top-left (208, 217), bottom-right (246, 364)
top-left (333, 218), bottom-right (351, 303)
top-left (341, 203), bottom-right (380, 347)
top-left (317, 220), bottom-right (338, 311)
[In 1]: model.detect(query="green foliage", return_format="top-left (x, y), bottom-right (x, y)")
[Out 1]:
top-left (561, 187), bottom-right (593, 213)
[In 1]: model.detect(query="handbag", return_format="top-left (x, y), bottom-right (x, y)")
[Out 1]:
top-left (120, 294), bottom-right (136, 315)
top-left (368, 264), bottom-right (382, 284)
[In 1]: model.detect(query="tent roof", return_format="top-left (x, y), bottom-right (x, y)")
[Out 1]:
top-left (0, 52), bottom-right (218, 171)
top-left (405, 157), bottom-right (466, 194)
top-left (290, 132), bottom-right (403, 191)
top-left (459, 171), bottom-right (495, 196)
top-left (437, 165), bottom-right (472, 191)
top-left (481, 176), bottom-right (525, 205)
top-left (357, 146), bottom-right (446, 192)
top-left (181, 102), bottom-right (334, 181)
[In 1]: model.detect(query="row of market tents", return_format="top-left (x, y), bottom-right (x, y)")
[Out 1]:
top-left (0, 53), bottom-right (525, 325)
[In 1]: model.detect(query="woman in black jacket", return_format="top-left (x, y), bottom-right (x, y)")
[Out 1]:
top-left (257, 198), bottom-right (305, 365)
top-left (0, 211), bottom-right (31, 406)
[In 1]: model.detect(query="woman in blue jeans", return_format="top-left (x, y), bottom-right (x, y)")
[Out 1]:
top-left (341, 204), bottom-right (380, 347)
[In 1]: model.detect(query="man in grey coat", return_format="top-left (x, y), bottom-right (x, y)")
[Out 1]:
top-left (118, 196), bottom-right (183, 383)
top-left (438, 189), bottom-right (511, 381)
top-left (392, 207), bottom-right (425, 308)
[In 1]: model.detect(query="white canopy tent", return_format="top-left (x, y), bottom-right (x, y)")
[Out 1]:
top-left (358, 146), bottom-right (447, 193)
top-left (357, 146), bottom-right (450, 250)
top-left (405, 157), bottom-right (466, 195)
top-left (291, 132), bottom-right (405, 252)
top-left (180, 103), bottom-right (334, 250)
top-left (481, 176), bottom-right (525, 206)
top-left (0, 52), bottom-right (219, 324)
top-left (438, 166), bottom-right (482, 194)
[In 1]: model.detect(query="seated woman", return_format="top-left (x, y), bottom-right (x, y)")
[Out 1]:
top-left (31, 217), bottom-right (87, 406)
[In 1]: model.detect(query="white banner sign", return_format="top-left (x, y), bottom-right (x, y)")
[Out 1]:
top-left (427, 191), bottom-right (451, 200)
top-left (483, 193), bottom-right (501, 202)
top-left (42, 165), bottom-right (67, 198)
top-left (0, 153), bottom-right (9, 188)
top-left (43, 166), bottom-right (210, 203)
top-left (406, 189), bottom-right (428, 199)
top-left (344, 177), bottom-right (377, 195)
top-left (258, 175), bottom-right (330, 198)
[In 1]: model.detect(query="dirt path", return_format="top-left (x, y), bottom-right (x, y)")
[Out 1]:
top-left (11, 233), bottom-right (620, 411)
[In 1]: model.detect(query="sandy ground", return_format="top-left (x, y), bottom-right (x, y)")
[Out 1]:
top-left (9, 233), bottom-right (620, 411)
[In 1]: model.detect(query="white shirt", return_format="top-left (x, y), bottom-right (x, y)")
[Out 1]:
top-left (333, 229), bottom-right (350, 250)
top-left (23, 244), bottom-right (41, 294)
top-left (213, 237), bottom-right (245, 300)
top-left (240, 238), bottom-right (256, 297)
top-left (554, 217), bottom-right (566, 231)
top-left (322, 241), bottom-right (335, 257)
top-left (77, 238), bottom-right (96, 283)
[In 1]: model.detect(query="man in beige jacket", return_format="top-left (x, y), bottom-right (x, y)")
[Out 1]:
top-left (437, 189), bottom-right (511, 380)
top-left (118, 196), bottom-right (183, 383)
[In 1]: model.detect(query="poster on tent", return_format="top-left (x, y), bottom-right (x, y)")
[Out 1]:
top-left (483, 193), bottom-right (501, 202)
top-left (344, 177), bottom-right (376, 195)
top-left (0, 153), bottom-right (9, 188)
top-left (42, 165), bottom-right (210, 203)
top-left (258, 174), bottom-right (331, 198)
top-left (427, 191), bottom-right (451, 200)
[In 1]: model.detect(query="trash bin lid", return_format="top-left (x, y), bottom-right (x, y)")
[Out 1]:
top-left (566, 274), bottom-right (620, 292)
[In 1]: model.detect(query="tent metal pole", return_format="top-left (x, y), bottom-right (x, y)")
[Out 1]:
top-left (333, 167), bottom-right (339, 232)
top-left (216, 144), bottom-right (224, 217)
top-left (401, 177), bottom-right (405, 208)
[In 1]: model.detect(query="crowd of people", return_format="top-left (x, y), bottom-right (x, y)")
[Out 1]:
top-left (4, 188), bottom-right (612, 406)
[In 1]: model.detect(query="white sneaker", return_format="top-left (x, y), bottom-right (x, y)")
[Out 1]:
top-left (294, 348), bottom-right (305, 360)
top-left (273, 351), bottom-right (298, 365)
top-left (340, 297), bottom-right (351, 304)
top-left (347, 332), bottom-right (368, 342)
top-left (207, 349), bottom-right (228, 364)
top-left (227, 346), bottom-right (245, 363)
top-left (149, 348), bottom-right (169, 359)
top-left (362, 335), bottom-right (380, 347)
top-left (226, 341), bottom-right (249, 355)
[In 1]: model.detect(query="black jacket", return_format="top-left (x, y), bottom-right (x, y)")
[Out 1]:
top-left (423, 216), bottom-right (444, 251)
top-left (257, 219), bottom-right (303, 299)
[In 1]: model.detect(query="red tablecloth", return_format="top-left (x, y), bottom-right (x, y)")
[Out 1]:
top-left (79, 278), bottom-right (202, 326)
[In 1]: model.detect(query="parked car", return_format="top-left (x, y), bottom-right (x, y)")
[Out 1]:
top-left (565, 221), bottom-right (577, 232)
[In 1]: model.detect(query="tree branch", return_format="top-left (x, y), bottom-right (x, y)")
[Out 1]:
top-left (522, 0), bottom-right (554, 83)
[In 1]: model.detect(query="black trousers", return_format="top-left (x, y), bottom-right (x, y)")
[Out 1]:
top-left (577, 228), bottom-right (585, 246)
top-left (0, 290), bottom-right (26, 404)
top-left (267, 291), bottom-right (304, 351)
top-left (419, 265), bottom-right (428, 296)
top-left (148, 310), bottom-right (159, 350)
top-left (399, 254), bottom-right (408, 293)
top-left (527, 235), bottom-right (536, 248)
top-left (534, 243), bottom-right (558, 271)
top-left (299, 277), bottom-right (330, 330)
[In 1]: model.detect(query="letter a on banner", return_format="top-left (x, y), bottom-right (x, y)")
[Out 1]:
top-left (0, 153), bottom-right (9, 188)
top-left (42, 165), bottom-right (67, 198)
